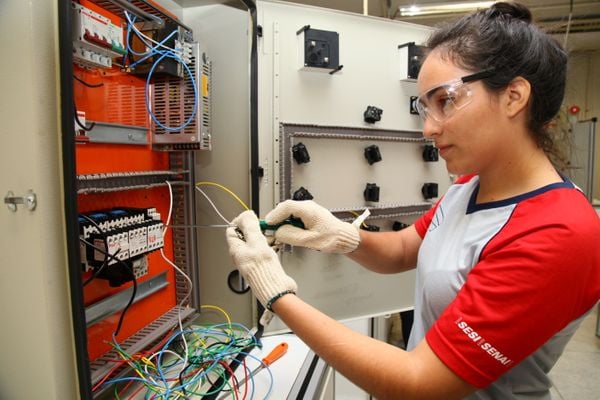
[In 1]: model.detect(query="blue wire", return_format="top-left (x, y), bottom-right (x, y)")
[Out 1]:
top-left (123, 11), bottom-right (198, 132)
top-left (104, 324), bottom-right (263, 398)
top-left (144, 49), bottom-right (199, 132)
top-left (153, 324), bottom-right (257, 397)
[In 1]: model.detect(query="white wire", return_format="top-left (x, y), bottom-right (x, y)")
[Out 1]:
top-left (145, 349), bottom-right (185, 375)
top-left (162, 181), bottom-right (193, 376)
top-left (195, 186), bottom-right (232, 225)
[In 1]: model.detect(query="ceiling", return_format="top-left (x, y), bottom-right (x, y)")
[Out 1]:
top-left (275, 0), bottom-right (600, 51)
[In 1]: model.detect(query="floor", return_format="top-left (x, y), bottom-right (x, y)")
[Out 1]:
top-left (549, 303), bottom-right (600, 400)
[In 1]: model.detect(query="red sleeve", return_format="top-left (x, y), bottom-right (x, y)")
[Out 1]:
top-left (425, 193), bottom-right (600, 388)
top-left (414, 175), bottom-right (476, 238)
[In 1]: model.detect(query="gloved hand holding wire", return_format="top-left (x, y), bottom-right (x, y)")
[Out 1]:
top-left (264, 200), bottom-right (360, 254)
top-left (226, 210), bottom-right (297, 311)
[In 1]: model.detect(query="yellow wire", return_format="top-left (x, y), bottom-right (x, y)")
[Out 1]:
top-left (140, 357), bottom-right (156, 369)
top-left (200, 304), bottom-right (233, 327)
top-left (114, 350), bottom-right (151, 381)
top-left (349, 210), bottom-right (368, 228)
top-left (195, 181), bottom-right (250, 211)
top-left (110, 318), bottom-right (247, 398)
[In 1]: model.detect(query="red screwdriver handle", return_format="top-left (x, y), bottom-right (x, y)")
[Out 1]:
top-left (262, 342), bottom-right (288, 367)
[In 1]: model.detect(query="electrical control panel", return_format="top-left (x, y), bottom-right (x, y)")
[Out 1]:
top-left (70, 0), bottom-right (203, 393)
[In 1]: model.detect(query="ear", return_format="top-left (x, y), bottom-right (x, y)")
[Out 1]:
top-left (504, 76), bottom-right (531, 118)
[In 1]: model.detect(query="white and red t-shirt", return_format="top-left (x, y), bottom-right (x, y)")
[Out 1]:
top-left (409, 174), bottom-right (600, 399)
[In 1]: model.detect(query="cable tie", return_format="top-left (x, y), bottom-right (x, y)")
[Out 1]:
top-left (352, 208), bottom-right (371, 228)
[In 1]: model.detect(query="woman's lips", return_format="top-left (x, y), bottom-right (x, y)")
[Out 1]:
top-left (437, 144), bottom-right (452, 157)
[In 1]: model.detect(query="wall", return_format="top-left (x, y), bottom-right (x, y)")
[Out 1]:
top-left (565, 50), bottom-right (600, 202)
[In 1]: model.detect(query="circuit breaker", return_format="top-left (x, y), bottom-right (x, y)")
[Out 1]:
top-left (72, 2), bottom-right (125, 69)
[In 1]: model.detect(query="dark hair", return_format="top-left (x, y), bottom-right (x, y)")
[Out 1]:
top-left (426, 2), bottom-right (569, 165)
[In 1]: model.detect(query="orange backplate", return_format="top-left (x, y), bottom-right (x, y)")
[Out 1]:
top-left (74, 2), bottom-right (181, 360)
top-left (79, 188), bottom-right (176, 361)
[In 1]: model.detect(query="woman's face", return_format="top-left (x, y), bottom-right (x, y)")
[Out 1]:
top-left (417, 50), bottom-right (505, 176)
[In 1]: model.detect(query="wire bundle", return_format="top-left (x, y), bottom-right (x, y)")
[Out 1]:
top-left (86, 181), bottom-right (270, 398)
top-left (83, 180), bottom-right (266, 398)
top-left (123, 11), bottom-right (198, 132)
top-left (100, 321), bottom-right (273, 399)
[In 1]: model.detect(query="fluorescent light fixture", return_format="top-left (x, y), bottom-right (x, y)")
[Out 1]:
top-left (399, 1), bottom-right (495, 17)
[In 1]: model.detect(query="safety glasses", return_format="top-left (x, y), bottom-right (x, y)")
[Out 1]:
top-left (415, 69), bottom-right (495, 123)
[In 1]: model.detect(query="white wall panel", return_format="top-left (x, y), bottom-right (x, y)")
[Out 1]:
top-left (256, 1), bottom-right (451, 329)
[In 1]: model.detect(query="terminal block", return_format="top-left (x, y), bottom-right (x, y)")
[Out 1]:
top-left (79, 207), bottom-right (164, 286)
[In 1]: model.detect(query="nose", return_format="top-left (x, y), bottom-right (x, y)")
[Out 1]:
top-left (422, 116), bottom-right (441, 138)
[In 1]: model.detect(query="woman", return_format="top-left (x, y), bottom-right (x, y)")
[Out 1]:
top-left (226, 2), bottom-right (600, 399)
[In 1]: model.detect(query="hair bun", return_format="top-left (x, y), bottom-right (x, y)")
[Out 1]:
top-left (490, 2), bottom-right (532, 23)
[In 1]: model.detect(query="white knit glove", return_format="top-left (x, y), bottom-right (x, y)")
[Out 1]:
top-left (264, 200), bottom-right (360, 254)
top-left (226, 210), bottom-right (297, 310)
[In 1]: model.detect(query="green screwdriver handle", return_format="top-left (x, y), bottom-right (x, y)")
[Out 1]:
top-left (259, 217), bottom-right (305, 231)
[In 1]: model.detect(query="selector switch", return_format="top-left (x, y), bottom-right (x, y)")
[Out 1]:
top-left (364, 183), bottom-right (380, 202)
top-left (292, 186), bottom-right (314, 201)
top-left (364, 106), bottom-right (383, 123)
top-left (422, 183), bottom-right (438, 199)
top-left (392, 221), bottom-right (409, 231)
top-left (364, 144), bottom-right (382, 165)
top-left (361, 224), bottom-right (380, 232)
top-left (423, 144), bottom-right (439, 162)
top-left (292, 142), bottom-right (311, 164)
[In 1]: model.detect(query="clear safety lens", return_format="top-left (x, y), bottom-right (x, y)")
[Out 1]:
top-left (415, 69), bottom-right (495, 123)
top-left (415, 79), bottom-right (474, 123)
